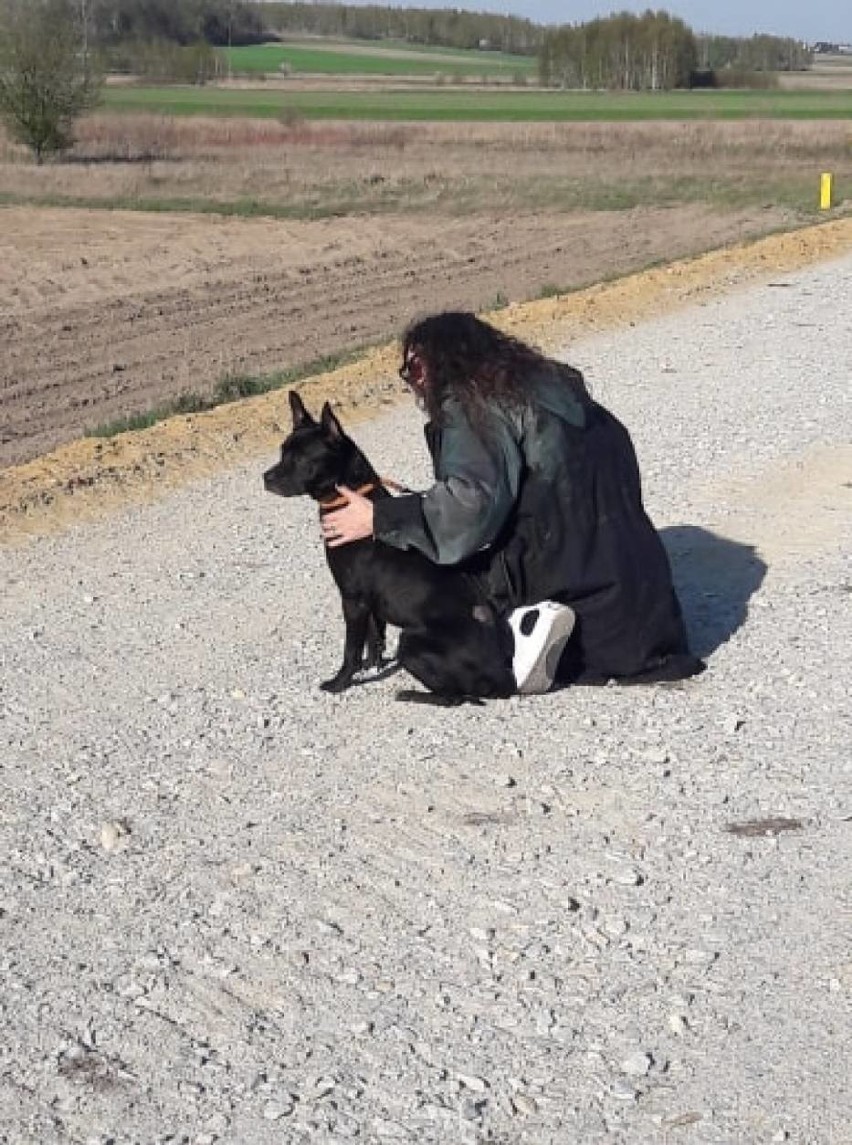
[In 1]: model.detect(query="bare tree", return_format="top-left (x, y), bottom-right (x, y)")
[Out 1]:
top-left (0, 0), bottom-right (101, 163)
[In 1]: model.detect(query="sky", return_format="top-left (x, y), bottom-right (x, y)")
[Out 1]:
top-left (337, 1), bottom-right (850, 44)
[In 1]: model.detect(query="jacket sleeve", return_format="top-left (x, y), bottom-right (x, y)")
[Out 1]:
top-left (373, 401), bottom-right (522, 565)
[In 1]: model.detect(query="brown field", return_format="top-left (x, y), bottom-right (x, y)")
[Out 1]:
top-left (778, 61), bottom-right (852, 89)
top-left (1, 116), bottom-right (850, 473)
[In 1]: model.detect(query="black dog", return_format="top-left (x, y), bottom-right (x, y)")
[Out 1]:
top-left (263, 392), bottom-right (515, 701)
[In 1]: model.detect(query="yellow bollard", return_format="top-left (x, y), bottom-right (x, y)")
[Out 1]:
top-left (820, 172), bottom-right (833, 210)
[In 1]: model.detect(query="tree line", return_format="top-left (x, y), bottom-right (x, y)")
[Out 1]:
top-left (80, 0), bottom-right (541, 55)
top-left (85, 0), bottom-right (268, 48)
top-left (539, 12), bottom-right (811, 91)
top-left (257, 3), bottom-right (542, 56)
top-left (540, 11), bottom-right (697, 91)
top-left (5, 1), bottom-right (812, 79)
top-left (113, 2), bottom-right (805, 86)
top-left (696, 34), bottom-right (812, 74)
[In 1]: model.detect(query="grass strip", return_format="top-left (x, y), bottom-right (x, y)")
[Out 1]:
top-left (101, 86), bottom-right (852, 121)
top-left (0, 190), bottom-right (341, 220)
top-left (0, 173), bottom-right (831, 221)
top-left (87, 348), bottom-right (370, 439)
top-left (224, 43), bottom-right (535, 77)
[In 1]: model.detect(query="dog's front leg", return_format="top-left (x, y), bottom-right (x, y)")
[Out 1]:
top-left (363, 613), bottom-right (387, 671)
top-left (321, 597), bottom-right (371, 693)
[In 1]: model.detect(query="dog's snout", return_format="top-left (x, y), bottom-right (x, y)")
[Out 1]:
top-left (263, 468), bottom-right (280, 493)
top-left (264, 461), bottom-right (294, 497)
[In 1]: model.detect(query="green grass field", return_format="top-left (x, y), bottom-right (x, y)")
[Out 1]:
top-left (224, 40), bottom-right (536, 78)
top-left (102, 85), bottom-right (852, 122)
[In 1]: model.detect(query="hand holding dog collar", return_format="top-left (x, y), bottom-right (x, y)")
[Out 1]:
top-left (321, 486), bottom-right (374, 548)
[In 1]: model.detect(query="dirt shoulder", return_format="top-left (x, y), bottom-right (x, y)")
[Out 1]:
top-left (1, 212), bottom-right (850, 543)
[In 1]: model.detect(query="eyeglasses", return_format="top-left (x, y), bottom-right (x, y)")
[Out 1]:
top-left (398, 353), bottom-right (420, 384)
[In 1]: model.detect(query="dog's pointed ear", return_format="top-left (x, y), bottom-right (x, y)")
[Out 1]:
top-left (320, 402), bottom-right (344, 441)
top-left (288, 390), bottom-right (314, 429)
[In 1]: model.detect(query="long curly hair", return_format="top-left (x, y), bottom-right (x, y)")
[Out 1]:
top-left (402, 311), bottom-right (588, 424)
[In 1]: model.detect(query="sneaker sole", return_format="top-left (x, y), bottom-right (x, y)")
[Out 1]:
top-left (518, 607), bottom-right (576, 695)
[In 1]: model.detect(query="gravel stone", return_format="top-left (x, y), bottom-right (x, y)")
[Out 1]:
top-left (98, 819), bottom-right (130, 851)
top-left (668, 1012), bottom-right (689, 1036)
top-left (610, 1082), bottom-right (639, 1102)
top-left (621, 1051), bottom-right (654, 1077)
top-left (511, 1092), bottom-right (539, 1116)
top-left (262, 1099), bottom-right (294, 1120)
top-left (457, 1072), bottom-right (489, 1092)
top-left (611, 867), bottom-right (644, 887)
top-left (495, 773), bottom-right (517, 787)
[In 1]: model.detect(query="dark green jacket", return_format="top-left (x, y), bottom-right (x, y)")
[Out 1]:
top-left (373, 374), bottom-right (690, 679)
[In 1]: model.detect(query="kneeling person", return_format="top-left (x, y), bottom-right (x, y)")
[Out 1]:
top-left (322, 312), bottom-right (703, 693)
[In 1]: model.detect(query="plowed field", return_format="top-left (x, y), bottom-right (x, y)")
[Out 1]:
top-left (1, 203), bottom-right (797, 468)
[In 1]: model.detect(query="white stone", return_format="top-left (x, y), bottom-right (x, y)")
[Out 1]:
top-left (612, 868), bottom-right (643, 887)
top-left (610, 1081), bottom-right (638, 1101)
top-left (99, 820), bottom-right (129, 851)
top-left (457, 1072), bottom-right (489, 1093)
top-left (262, 1099), bottom-right (293, 1120)
top-left (469, 926), bottom-right (495, 942)
top-left (669, 1013), bottom-right (689, 1036)
top-left (512, 1092), bottom-right (538, 1115)
top-left (621, 1051), bottom-right (653, 1077)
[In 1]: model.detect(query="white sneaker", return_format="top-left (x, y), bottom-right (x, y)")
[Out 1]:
top-left (508, 602), bottom-right (576, 695)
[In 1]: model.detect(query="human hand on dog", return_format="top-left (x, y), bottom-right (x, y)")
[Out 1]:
top-left (321, 487), bottom-right (374, 548)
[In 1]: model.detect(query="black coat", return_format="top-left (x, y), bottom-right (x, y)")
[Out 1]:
top-left (374, 373), bottom-right (693, 680)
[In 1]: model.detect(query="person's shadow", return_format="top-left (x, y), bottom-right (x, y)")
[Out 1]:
top-left (660, 526), bottom-right (767, 660)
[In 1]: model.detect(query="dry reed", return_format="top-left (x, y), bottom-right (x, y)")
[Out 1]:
top-left (1, 116), bottom-right (848, 217)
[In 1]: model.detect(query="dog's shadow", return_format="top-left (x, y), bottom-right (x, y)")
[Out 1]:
top-left (661, 525), bottom-right (767, 660)
top-left (347, 661), bottom-right (477, 705)
top-left (347, 658), bottom-right (483, 705)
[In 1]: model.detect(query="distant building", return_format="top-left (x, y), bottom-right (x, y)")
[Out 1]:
top-left (812, 41), bottom-right (852, 54)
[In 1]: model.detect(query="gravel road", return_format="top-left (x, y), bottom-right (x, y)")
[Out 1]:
top-left (2, 255), bottom-right (850, 1145)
